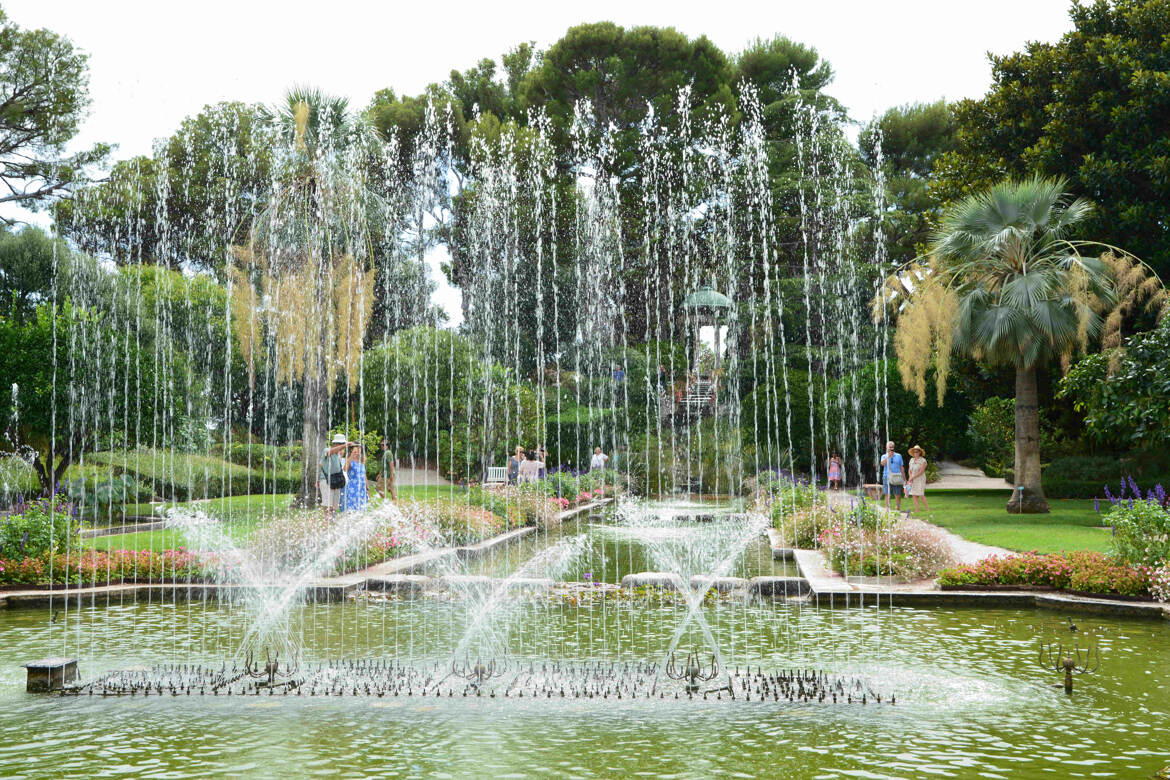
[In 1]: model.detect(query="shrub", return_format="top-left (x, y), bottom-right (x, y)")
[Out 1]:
top-left (968, 397), bottom-right (1015, 478)
top-left (937, 551), bottom-right (1151, 597)
top-left (773, 505), bottom-right (836, 548)
top-left (1150, 564), bottom-right (1170, 603)
top-left (90, 449), bottom-right (299, 500)
top-left (0, 495), bottom-right (79, 559)
top-left (65, 474), bottom-right (151, 523)
top-left (425, 499), bottom-right (506, 544)
top-left (820, 517), bottom-right (955, 579)
top-left (1108, 498), bottom-right (1170, 567)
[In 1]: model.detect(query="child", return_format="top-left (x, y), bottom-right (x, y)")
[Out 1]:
top-left (828, 453), bottom-right (843, 491)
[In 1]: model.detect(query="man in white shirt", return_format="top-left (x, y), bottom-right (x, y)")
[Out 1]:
top-left (590, 446), bottom-right (608, 471)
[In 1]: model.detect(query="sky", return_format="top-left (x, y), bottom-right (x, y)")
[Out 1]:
top-left (5, 0), bottom-right (1078, 323)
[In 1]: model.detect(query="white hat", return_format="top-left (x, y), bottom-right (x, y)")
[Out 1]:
top-left (331, 434), bottom-right (348, 445)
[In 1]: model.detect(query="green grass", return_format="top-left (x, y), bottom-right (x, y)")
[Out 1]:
top-left (86, 494), bottom-right (295, 551)
top-left (915, 489), bottom-right (1112, 554)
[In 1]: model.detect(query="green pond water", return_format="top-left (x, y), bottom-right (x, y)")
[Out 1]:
top-left (0, 598), bottom-right (1167, 779)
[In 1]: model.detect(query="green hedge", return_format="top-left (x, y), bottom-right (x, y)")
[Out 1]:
top-left (89, 450), bottom-right (299, 501)
top-left (1042, 455), bottom-right (1170, 499)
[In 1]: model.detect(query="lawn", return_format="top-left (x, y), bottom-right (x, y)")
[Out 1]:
top-left (84, 485), bottom-right (468, 552)
top-left (915, 489), bottom-right (1113, 554)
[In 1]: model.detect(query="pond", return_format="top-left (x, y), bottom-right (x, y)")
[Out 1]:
top-left (1, 596), bottom-right (1167, 778)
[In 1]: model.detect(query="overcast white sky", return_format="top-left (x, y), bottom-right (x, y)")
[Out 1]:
top-left (5, 0), bottom-right (1077, 322)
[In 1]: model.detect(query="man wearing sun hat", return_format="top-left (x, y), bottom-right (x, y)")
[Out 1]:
top-left (319, 433), bottom-right (350, 516)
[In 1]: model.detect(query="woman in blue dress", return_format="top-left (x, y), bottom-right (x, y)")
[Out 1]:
top-left (340, 444), bottom-right (369, 512)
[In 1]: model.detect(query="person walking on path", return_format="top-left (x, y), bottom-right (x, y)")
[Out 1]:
top-left (376, 437), bottom-right (397, 501)
top-left (340, 444), bottom-right (369, 512)
top-left (590, 446), bottom-right (609, 472)
top-left (827, 453), bottom-right (843, 491)
top-left (906, 445), bottom-right (929, 512)
top-left (507, 446), bottom-right (523, 485)
top-left (319, 434), bottom-right (349, 517)
top-left (880, 441), bottom-right (906, 511)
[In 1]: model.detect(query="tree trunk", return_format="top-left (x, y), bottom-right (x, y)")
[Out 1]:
top-left (295, 372), bottom-right (328, 508)
top-left (1007, 365), bottom-right (1049, 514)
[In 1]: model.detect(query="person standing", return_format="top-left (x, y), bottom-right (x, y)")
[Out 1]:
top-left (507, 446), bottom-right (523, 485)
top-left (880, 441), bottom-right (906, 511)
top-left (590, 446), bottom-right (609, 472)
top-left (827, 453), bottom-right (843, 491)
top-left (657, 364), bottom-right (668, 391)
top-left (319, 434), bottom-right (349, 517)
top-left (518, 449), bottom-right (544, 484)
top-left (906, 445), bottom-right (929, 512)
top-left (340, 444), bottom-right (369, 512)
top-left (377, 437), bottom-right (397, 501)
top-left (536, 444), bottom-right (549, 479)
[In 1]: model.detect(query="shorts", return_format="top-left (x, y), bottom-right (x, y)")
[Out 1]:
top-left (319, 479), bottom-right (342, 509)
top-left (884, 483), bottom-right (904, 497)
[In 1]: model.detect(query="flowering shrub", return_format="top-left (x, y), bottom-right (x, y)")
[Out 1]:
top-left (0, 495), bottom-right (79, 559)
top-left (553, 497), bottom-right (570, 510)
top-left (936, 551), bottom-right (1152, 597)
top-left (1150, 565), bottom-right (1170, 603)
top-left (1107, 497), bottom-right (1170, 567)
top-left (0, 548), bottom-right (207, 586)
top-left (773, 505), bottom-right (837, 548)
top-left (820, 517), bottom-right (956, 579)
top-left (425, 499), bottom-right (505, 544)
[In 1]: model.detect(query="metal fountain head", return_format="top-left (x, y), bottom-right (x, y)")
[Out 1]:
top-left (452, 656), bottom-right (505, 686)
top-left (244, 648), bottom-right (298, 687)
top-left (666, 650), bottom-right (719, 692)
top-left (1039, 641), bottom-right (1099, 694)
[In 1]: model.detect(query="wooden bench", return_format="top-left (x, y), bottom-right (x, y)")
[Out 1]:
top-left (862, 483), bottom-right (883, 500)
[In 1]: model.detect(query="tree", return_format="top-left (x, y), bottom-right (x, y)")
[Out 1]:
top-left (931, 0), bottom-right (1170, 279)
top-left (860, 101), bottom-right (955, 264)
top-left (884, 177), bottom-right (1161, 513)
top-left (1060, 317), bottom-right (1170, 450)
top-left (0, 303), bottom-right (176, 493)
top-left (55, 101), bottom-right (272, 273)
top-left (0, 10), bottom-right (108, 218)
top-left (0, 225), bottom-right (65, 318)
top-left (228, 88), bottom-right (384, 506)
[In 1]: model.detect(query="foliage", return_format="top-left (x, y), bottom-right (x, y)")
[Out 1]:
top-left (967, 397), bottom-right (1015, 478)
top-left (930, 0), bottom-right (1170, 281)
top-left (0, 494), bottom-right (78, 559)
top-left (1150, 564), bottom-right (1170, 603)
top-left (830, 359), bottom-right (971, 464)
top-left (87, 449), bottom-right (297, 502)
top-left (820, 517), bottom-right (955, 579)
top-left (859, 100), bottom-right (955, 264)
top-left (0, 303), bottom-right (177, 494)
top-left (1108, 498), bottom-right (1170, 568)
top-left (415, 498), bottom-right (505, 545)
top-left (0, 10), bottom-right (109, 216)
top-left (936, 550), bottom-right (1150, 598)
top-left (1060, 317), bottom-right (1170, 450)
top-left (362, 327), bottom-right (539, 483)
top-left (56, 101), bottom-right (271, 272)
top-left (63, 474), bottom-right (151, 524)
top-left (0, 548), bottom-right (205, 586)
top-left (0, 226), bottom-right (67, 319)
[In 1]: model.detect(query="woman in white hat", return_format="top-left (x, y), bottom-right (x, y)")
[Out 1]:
top-left (906, 445), bottom-right (929, 512)
top-left (319, 434), bottom-right (350, 517)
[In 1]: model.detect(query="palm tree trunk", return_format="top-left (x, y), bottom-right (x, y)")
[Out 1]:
top-left (295, 372), bottom-right (328, 508)
top-left (1007, 365), bottom-right (1049, 514)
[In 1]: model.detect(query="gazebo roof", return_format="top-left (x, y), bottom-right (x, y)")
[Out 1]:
top-left (683, 286), bottom-right (733, 311)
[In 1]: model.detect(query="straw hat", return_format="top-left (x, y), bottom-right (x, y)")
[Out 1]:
top-left (908, 444), bottom-right (925, 456)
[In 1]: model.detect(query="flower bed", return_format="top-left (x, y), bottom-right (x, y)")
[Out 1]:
top-left (819, 515), bottom-right (956, 580)
top-left (936, 551), bottom-right (1154, 599)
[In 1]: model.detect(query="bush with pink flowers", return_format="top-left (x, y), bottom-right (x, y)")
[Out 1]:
top-left (937, 550), bottom-right (1152, 597)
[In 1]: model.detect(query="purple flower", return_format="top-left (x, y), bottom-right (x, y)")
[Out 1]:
top-left (584, 572), bottom-right (592, 580)
top-left (1093, 497), bottom-right (1100, 514)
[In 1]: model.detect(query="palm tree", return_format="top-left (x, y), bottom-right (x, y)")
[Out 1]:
top-left (883, 177), bottom-right (1160, 513)
top-left (230, 88), bottom-right (386, 506)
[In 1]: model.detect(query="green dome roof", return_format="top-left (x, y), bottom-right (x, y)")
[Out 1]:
top-left (683, 286), bottom-right (733, 310)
